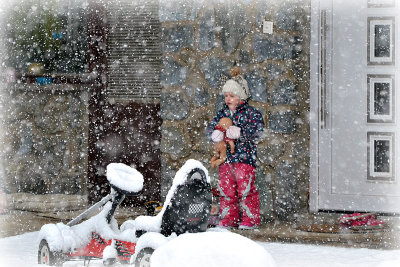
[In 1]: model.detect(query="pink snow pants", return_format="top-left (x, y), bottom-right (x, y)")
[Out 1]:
top-left (218, 163), bottom-right (261, 227)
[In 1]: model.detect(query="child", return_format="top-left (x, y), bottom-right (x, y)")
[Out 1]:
top-left (207, 67), bottom-right (264, 229)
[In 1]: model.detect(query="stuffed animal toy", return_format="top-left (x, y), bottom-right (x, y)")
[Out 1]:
top-left (210, 117), bottom-right (235, 168)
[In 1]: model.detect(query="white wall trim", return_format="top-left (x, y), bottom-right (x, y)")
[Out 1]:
top-left (309, 0), bottom-right (321, 213)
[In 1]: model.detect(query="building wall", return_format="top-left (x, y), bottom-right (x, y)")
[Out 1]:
top-left (159, 0), bottom-right (311, 221)
top-left (2, 84), bottom-right (89, 209)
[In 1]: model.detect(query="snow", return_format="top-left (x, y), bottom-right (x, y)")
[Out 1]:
top-left (106, 163), bottom-right (144, 194)
top-left (163, 159), bottom-right (210, 205)
top-left (128, 159), bottom-right (209, 233)
top-left (38, 202), bottom-right (137, 253)
top-left (102, 240), bottom-right (118, 260)
top-left (0, 231), bottom-right (399, 267)
top-left (150, 230), bottom-right (276, 267)
top-left (130, 232), bottom-right (173, 264)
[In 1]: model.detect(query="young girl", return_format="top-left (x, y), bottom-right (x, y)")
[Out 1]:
top-left (207, 68), bottom-right (264, 229)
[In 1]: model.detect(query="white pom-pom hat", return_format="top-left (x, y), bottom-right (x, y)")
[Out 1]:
top-left (221, 75), bottom-right (250, 100)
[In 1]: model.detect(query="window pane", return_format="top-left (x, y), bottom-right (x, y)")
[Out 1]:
top-left (374, 82), bottom-right (390, 115)
top-left (374, 24), bottom-right (391, 58)
top-left (374, 140), bottom-right (390, 173)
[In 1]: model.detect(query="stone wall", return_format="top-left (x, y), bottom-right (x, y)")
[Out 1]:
top-left (159, 0), bottom-right (311, 221)
top-left (2, 84), bottom-right (89, 209)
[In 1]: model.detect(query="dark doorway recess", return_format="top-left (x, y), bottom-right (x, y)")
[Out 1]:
top-left (88, 102), bottom-right (161, 206)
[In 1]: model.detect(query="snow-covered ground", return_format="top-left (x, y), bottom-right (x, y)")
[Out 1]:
top-left (0, 231), bottom-right (399, 267)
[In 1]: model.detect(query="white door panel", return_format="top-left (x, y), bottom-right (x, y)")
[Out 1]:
top-left (310, 0), bottom-right (400, 213)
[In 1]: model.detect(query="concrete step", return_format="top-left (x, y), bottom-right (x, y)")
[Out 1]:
top-left (1, 207), bottom-right (399, 249)
top-left (233, 222), bottom-right (400, 249)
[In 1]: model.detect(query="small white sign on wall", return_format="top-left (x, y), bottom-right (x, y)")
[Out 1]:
top-left (263, 20), bottom-right (273, 34)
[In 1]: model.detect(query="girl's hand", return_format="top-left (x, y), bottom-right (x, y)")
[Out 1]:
top-left (211, 130), bottom-right (224, 142)
top-left (226, 126), bottom-right (241, 139)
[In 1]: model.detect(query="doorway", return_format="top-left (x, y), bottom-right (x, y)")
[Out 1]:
top-left (87, 0), bottom-right (162, 206)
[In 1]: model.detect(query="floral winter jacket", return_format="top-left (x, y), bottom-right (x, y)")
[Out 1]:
top-left (207, 101), bottom-right (264, 167)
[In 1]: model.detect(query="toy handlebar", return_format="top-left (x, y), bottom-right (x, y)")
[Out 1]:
top-left (67, 193), bottom-right (115, 227)
top-left (67, 163), bottom-right (144, 226)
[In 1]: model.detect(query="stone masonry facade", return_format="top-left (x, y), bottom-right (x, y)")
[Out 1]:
top-left (1, 0), bottom-right (311, 221)
top-left (1, 84), bottom-right (89, 210)
top-left (159, 0), bottom-right (311, 221)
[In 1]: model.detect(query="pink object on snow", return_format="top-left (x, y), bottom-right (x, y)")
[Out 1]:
top-left (338, 213), bottom-right (385, 229)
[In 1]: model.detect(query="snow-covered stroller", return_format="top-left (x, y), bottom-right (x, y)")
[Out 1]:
top-left (37, 159), bottom-right (212, 266)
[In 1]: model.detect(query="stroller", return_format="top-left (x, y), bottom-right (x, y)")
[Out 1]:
top-left (37, 159), bottom-right (212, 266)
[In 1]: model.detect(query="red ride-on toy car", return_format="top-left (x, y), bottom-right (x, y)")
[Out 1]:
top-left (38, 159), bottom-right (212, 266)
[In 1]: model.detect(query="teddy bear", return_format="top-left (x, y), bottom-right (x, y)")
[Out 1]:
top-left (210, 117), bottom-right (235, 168)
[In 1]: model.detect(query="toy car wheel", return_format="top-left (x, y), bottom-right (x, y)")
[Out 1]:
top-left (135, 248), bottom-right (154, 267)
top-left (38, 239), bottom-right (64, 266)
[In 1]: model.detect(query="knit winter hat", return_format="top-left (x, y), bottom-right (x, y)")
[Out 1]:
top-left (222, 75), bottom-right (250, 100)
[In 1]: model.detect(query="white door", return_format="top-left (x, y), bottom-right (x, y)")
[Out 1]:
top-left (310, 0), bottom-right (400, 213)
